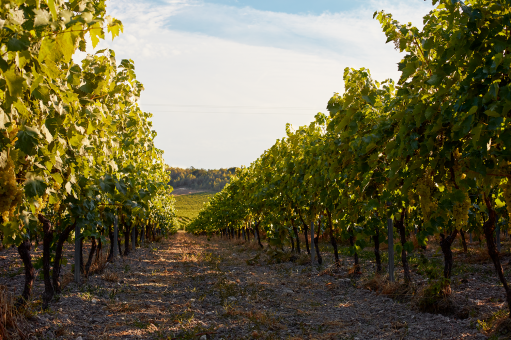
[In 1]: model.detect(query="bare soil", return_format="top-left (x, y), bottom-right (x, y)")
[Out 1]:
top-left (0, 232), bottom-right (501, 339)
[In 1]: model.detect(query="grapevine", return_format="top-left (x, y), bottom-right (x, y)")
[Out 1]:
top-left (0, 157), bottom-right (22, 222)
top-left (503, 180), bottom-right (511, 221)
top-left (453, 191), bottom-right (471, 229)
top-left (416, 176), bottom-right (436, 223)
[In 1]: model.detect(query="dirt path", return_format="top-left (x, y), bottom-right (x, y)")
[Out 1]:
top-left (6, 232), bottom-right (487, 339)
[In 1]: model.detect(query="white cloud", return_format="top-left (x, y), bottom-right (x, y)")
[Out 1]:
top-left (86, 0), bottom-right (433, 169)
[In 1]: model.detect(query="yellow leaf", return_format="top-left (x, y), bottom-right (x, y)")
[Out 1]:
top-left (46, 0), bottom-right (57, 21)
top-left (89, 22), bottom-right (104, 48)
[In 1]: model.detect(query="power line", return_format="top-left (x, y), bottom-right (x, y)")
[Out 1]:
top-left (140, 104), bottom-right (322, 110)
top-left (148, 111), bottom-right (317, 115)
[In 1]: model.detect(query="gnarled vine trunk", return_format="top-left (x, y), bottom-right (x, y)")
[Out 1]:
top-left (80, 236), bottom-right (85, 274)
top-left (255, 222), bottom-right (263, 248)
top-left (17, 239), bottom-right (34, 304)
top-left (53, 221), bottom-right (76, 294)
top-left (38, 215), bottom-right (54, 309)
top-left (291, 220), bottom-right (301, 254)
top-left (418, 223), bottom-right (427, 250)
top-left (296, 209), bottom-right (310, 254)
top-left (289, 230), bottom-right (295, 252)
top-left (107, 224), bottom-right (114, 262)
top-left (314, 219), bottom-right (322, 265)
top-left (440, 230), bottom-right (458, 279)
top-left (326, 210), bottom-right (339, 264)
top-left (460, 229), bottom-right (468, 253)
top-left (124, 219), bottom-right (131, 256)
top-left (483, 194), bottom-right (511, 317)
top-left (348, 231), bottom-right (359, 268)
top-left (304, 227), bottom-right (310, 254)
top-left (373, 228), bottom-right (382, 273)
top-left (117, 231), bottom-right (122, 256)
top-left (85, 237), bottom-right (97, 276)
top-left (96, 237), bottom-right (102, 260)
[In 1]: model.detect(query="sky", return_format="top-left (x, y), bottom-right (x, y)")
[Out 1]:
top-left (88, 0), bottom-right (435, 169)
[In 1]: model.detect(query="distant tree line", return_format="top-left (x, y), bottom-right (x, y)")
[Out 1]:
top-left (167, 167), bottom-right (237, 192)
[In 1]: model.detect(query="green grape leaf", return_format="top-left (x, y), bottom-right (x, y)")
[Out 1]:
top-left (15, 127), bottom-right (40, 155)
top-left (33, 9), bottom-right (51, 26)
top-left (24, 177), bottom-right (47, 198)
top-left (4, 68), bottom-right (27, 98)
top-left (50, 172), bottom-right (63, 184)
top-left (90, 22), bottom-right (104, 48)
top-left (46, 0), bottom-right (58, 20)
top-left (395, 244), bottom-right (402, 254)
top-left (471, 123), bottom-right (483, 145)
top-left (484, 110), bottom-right (500, 117)
top-left (115, 180), bottom-right (127, 196)
top-left (0, 56), bottom-right (8, 72)
top-left (426, 74), bottom-right (443, 86)
top-left (403, 241), bottom-right (414, 253)
top-left (100, 176), bottom-right (116, 194)
top-left (7, 38), bottom-right (29, 52)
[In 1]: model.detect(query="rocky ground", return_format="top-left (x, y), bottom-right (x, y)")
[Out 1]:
top-left (1, 231), bottom-right (509, 339)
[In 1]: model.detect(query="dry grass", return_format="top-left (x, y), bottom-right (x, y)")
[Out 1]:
top-left (362, 275), bottom-right (386, 292)
top-left (101, 271), bottom-right (119, 283)
top-left (380, 281), bottom-right (415, 302)
top-left (224, 308), bottom-right (280, 329)
top-left (60, 271), bottom-right (74, 291)
top-left (107, 301), bottom-right (139, 313)
top-left (411, 234), bottom-right (420, 249)
top-left (54, 325), bottom-right (67, 337)
top-left (347, 264), bottom-right (362, 276)
top-left (87, 252), bottom-right (109, 276)
top-left (465, 248), bottom-right (493, 264)
top-left (492, 314), bottom-right (511, 338)
top-left (0, 285), bottom-right (28, 340)
top-left (413, 279), bottom-right (454, 315)
top-left (265, 248), bottom-right (294, 264)
top-left (379, 241), bottom-right (389, 251)
top-left (318, 265), bottom-right (337, 277)
top-left (232, 239), bottom-right (246, 246)
top-left (245, 241), bottom-right (263, 251)
top-left (295, 253), bottom-right (311, 265)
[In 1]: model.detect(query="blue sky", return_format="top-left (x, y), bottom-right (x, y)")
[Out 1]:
top-left (201, 0), bottom-right (361, 14)
top-left (86, 0), bottom-right (434, 169)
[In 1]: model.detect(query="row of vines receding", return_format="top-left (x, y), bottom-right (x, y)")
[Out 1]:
top-left (188, 0), bottom-right (511, 320)
top-left (0, 0), bottom-right (177, 322)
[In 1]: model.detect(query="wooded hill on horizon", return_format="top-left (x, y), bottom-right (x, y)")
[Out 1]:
top-left (167, 167), bottom-right (237, 192)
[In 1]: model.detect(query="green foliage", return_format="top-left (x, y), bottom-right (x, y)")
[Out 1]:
top-left (417, 277), bottom-right (453, 314)
top-left (167, 167), bottom-right (236, 192)
top-left (477, 309), bottom-right (509, 333)
top-left (174, 192), bottom-right (216, 227)
top-left (417, 255), bottom-right (442, 280)
top-left (186, 4), bottom-right (511, 315)
top-left (0, 0), bottom-right (176, 248)
top-left (0, 0), bottom-right (176, 312)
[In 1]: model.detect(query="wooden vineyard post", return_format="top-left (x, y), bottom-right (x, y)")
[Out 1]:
top-left (388, 217), bottom-right (394, 282)
top-left (141, 225), bottom-right (145, 245)
top-left (469, 232), bottom-right (473, 243)
top-left (74, 223), bottom-right (81, 284)
top-left (113, 216), bottom-right (119, 260)
top-left (310, 219), bottom-right (315, 266)
top-left (132, 225), bottom-right (136, 251)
